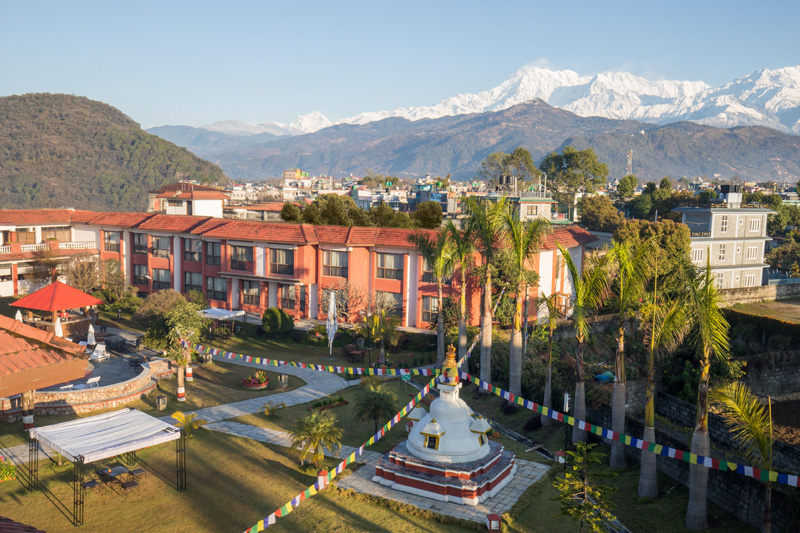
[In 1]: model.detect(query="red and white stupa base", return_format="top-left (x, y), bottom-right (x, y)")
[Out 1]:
top-left (372, 345), bottom-right (517, 506)
top-left (373, 440), bottom-right (516, 506)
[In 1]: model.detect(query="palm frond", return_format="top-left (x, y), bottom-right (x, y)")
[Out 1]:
top-left (710, 382), bottom-right (772, 470)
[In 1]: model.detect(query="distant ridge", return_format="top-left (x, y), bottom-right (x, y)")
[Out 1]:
top-left (151, 99), bottom-right (800, 182)
top-left (0, 94), bottom-right (228, 211)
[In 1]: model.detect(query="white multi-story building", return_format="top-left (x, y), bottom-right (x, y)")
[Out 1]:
top-left (673, 184), bottom-right (773, 289)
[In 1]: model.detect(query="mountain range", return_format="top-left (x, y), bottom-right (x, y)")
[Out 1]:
top-left (167, 64), bottom-right (800, 136)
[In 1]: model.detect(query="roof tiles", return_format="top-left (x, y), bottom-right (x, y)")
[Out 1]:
top-left (136, 214), bottom-right (212, 233)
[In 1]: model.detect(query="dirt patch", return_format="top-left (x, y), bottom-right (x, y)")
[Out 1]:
top-left (769, 399), bottom-right (800, 446)
top-left (731, 298), bottom-right (800, 324)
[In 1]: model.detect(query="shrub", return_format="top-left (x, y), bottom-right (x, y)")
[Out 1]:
top-left (501, 400), bottom-right (519, 415)
top-left (261, 307), bottom-right (283, 337)
top-left (133, 290), bottom-right (185, 328)
top-left (523, 415), bottom-right (542, 432)
top-left (0, 455), bottom-right (17, 481)
top-left (279, 309), bottom-right (294, 334)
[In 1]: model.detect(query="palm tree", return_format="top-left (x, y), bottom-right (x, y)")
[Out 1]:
top-left (558, 244), bottom-right (611, 443)
top-left (289, 410), bottom-right (343, 468)
top-left (410, 228), bottom-right (455, 366)
top-left (164, 301), bottom-right (207, 402)
top-left (536, 292), bottom-right (560, 427)
top-left (371, 311), bottom-right (400, 365)
top-left (501, 207), bottom-right (551, 396)
top-left (464, 196), bottom-right (506, 388)
top-left (710, 383), bottom-right (774, 533)
top-left (446, 221), bottom-right (475, 363)
top-left (638, 292), bottom-right (687, 498)
top-left (609, 240), bottom-right (652, 468)
top-left (684, 257), bottom-right (730, 530)
top-left (354, 384), bottom-right (398, 433)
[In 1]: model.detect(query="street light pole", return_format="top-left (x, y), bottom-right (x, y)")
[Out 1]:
top-left (367, 312), bottom-right (372, 368)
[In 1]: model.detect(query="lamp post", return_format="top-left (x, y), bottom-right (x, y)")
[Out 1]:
top-left (360, 311), bottom-right (372, 368)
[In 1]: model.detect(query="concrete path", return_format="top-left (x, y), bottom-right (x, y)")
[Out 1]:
top-left (157, 353), bottom-right (360, 424)
top-left (205, 420), bottom-right (383, 463)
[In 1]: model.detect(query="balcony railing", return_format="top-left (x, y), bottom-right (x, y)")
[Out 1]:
top-left (21, 243), bottom-right (50, 252)
top-left (518, 191), bottom-right (553, 199)
top-left (58, 241), bottom-right (94, 250)
top-left (0, 246), bottom-right (9, 254)
top-left (690, 231), bottom-right (711, 237)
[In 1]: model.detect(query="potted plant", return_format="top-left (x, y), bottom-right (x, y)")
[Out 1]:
top-left (0, 456), bottom-right (16, 482)
top-left (243, 370), bottom-right (269, 390)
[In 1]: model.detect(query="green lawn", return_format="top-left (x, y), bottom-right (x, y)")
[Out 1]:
top-left (234, 379), bottom-right (424, 454)
top-left (0, 362), bottom-right (304, 450)
top-left (730, 297), bottom-right (800, 323)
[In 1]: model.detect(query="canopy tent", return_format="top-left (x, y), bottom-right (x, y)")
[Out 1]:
top-left (198, 307), bottom-right (248, 340)
top-left (11, 281), bottom-right (103, 313)
top-left (30, 408), bottom-right (181, 463)
top-left (198, 308), bottom-right (246, 321)
top-left (27, 408), bottom-right (187, 526)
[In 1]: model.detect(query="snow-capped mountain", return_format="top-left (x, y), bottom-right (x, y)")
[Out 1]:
top-left (194, 64), bottom-right (800, 136)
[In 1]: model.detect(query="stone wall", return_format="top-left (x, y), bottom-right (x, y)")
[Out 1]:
top-left (719, 283), bottom-right (800, 306)
top-left (586, 404), bottom-right (798, 532)
top-left (743, 350), bottom-right (800, 400)
top-left (0, 358), bottom-right (172, 421)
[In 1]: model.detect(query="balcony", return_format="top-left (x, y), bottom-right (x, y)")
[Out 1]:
top-left (0, 241), bottom-right (95, 255)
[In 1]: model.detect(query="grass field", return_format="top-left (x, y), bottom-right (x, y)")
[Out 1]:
top-left (730, 297), bottom-right (800, 323)
top-left (0, 362), bottom-right (304, 450)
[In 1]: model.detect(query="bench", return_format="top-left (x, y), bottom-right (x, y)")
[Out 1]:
top-left (86, 376), bottom-right (101, 388)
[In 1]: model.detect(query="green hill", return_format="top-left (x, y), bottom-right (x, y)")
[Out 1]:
top-left (0, 93), bottom-right (228, 211)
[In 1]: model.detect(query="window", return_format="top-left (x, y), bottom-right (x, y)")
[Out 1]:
top-left (167, 199), bottom-right (183, 207)
top-left (184, 239), bottom-right (202, 262)
top-left (424, 435), bottom-right (438, 450)
top-left (718, 244), bottom-right (726, 262)
top-left (750, 218), bottom-right (762, 232)
top-left (230, 245), bottom-right (253, 271)
top-left (747, 246), bottom-right (758, 260)
top-left (206, 242), bottom-right (221, 266)
top-left (133, 233), bottom-right (147, 254)
top-left (280, 284), bottom-right (296, 310)
top-left (206, 276), bottom-right (227, 301)
top-left (716, 272), bottom-right (724, 290)
top-left (242, 280), bottom-right (260, 305)
top-left (184, 272), bottom-right (202, 293)
top-left (152, 268), bottom-right (171, 290)
top-left (0, 264), bottom-right (11, 282)
top-left (422, 296), bottom-right (438, 323)
top-left (720, 215), bottom-right (728, 233)
top-left (691, 248), bottom-right (703, 263)
top-left (133, 264), bottom-right (148, 285)
top-left (745, 274), bottom-right (756, 287)
top-left (41, 226), bottom-right (71, 241)
top-left (378, 291), bottom-right (402, 317)
top-left (422, 257), bottom-right (450, 284)
top-left (271, 249), bottom-right (294, 276)
top-left (323, 250), bottom-right (348, 277)
top-left (378, 253), bottom-right (403, 280)
top-left (526, 205), bottom-right (538, 216)
top-left (152, 236), bottom-right (170, 259)
top-left (104, 231), bottom-right (120, 252)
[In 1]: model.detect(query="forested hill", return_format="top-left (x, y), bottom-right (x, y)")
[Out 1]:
top-left (0, 94), bottom-right (228, 211)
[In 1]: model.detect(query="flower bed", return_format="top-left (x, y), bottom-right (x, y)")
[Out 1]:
top-left (243, 371), bottom-right (269, 390)
top-left (308, 395), bottom-right (348, 411)
top-left (0, 456), bottom-right (16, 482)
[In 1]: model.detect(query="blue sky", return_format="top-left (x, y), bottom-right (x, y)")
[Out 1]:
top-left (2, 1), bottom-right (798, 128)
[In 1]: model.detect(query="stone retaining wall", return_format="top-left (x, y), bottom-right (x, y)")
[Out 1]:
top-left (0, 359), bottom-right (172, 422)
top-left (719, 283), bottom-right (800, 306)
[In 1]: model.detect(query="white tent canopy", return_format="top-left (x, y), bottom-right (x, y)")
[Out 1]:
top-left (198, 308), bottom-right (246, 321)
top-left (30, 408), bottom-right (181, 463)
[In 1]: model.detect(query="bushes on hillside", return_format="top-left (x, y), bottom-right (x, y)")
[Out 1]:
top-left (262, 307), bottom-right (294, 337)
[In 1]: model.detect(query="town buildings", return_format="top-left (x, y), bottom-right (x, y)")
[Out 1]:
top-left (673, 184), bottom-right (773, 288)
top-left (0, 209), bottom-right (595, 329)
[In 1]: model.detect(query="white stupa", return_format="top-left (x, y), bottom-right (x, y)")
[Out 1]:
top-left (373, 346), bottom-right (517, 506)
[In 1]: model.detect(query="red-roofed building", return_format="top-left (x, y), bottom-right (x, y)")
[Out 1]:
top-left (0, 209), bottom-right (596, 329)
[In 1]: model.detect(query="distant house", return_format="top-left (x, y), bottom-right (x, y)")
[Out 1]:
top-left (148, 182), bottom-right (228, 217)
top-left (673, 184), bottom-right (773, 289)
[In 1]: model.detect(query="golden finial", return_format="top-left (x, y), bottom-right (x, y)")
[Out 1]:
top-left (442, 344), bottom-right (459, 384)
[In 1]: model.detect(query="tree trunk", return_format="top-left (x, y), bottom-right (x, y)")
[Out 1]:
top-left (379, 342), bottom-right (386, 365)
top-left (479, 270), bottom-right (493, 389)
top-left (611, 324), bottom-right (627, 467)
top-left (685, 430), bottom-right (710, 529)
top-left (541, 358), bottom-right (552, 427)
top-left (521, 283), bottom-right (530, 357)
top-left (21, 389), bottom-right (35, 430)
top-left (177, 363), bottom-right (186, 402)
top-left (572, 339), bottom-right (587, 443)
top-left (458, 281), bottom-right (467, 366)
top-left (638, 365), bottom-right (658, 498)
top-left (436, 283), bottom-right (445, 366)
top-left (686, 354), bottom-right (711, 529)
top-left (764, 481), bottom-right (772, 533)
top-left (509, 290), bottom-right (523, 396)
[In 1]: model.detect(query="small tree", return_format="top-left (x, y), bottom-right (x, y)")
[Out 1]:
top-left (164, 301), bottom-right (207, 402)
top-left (323, 280), bottom-right (366, 324)
top-left (289, 410), bottom-right (342, 467)
top-left (63, 252), bottom-right (100, 293)
top-left (553, 442), bottom-right (617, 533)
top-left (261, 307), bottom-right (283, 337)
top-left (280, 202), bottom-right (303, 223)
top-left (133, 289), bottom-right (185, 329)
top-left (171, 411), bottom-right (207, 438)
top-left (710, 383), bottom-right (774, 533)
top-left (353, 384), bottom-right (398, 433)
top-left (579, 195), bottom-right (625, 232)
top-left (411, 201), bottom-right (443, 229)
